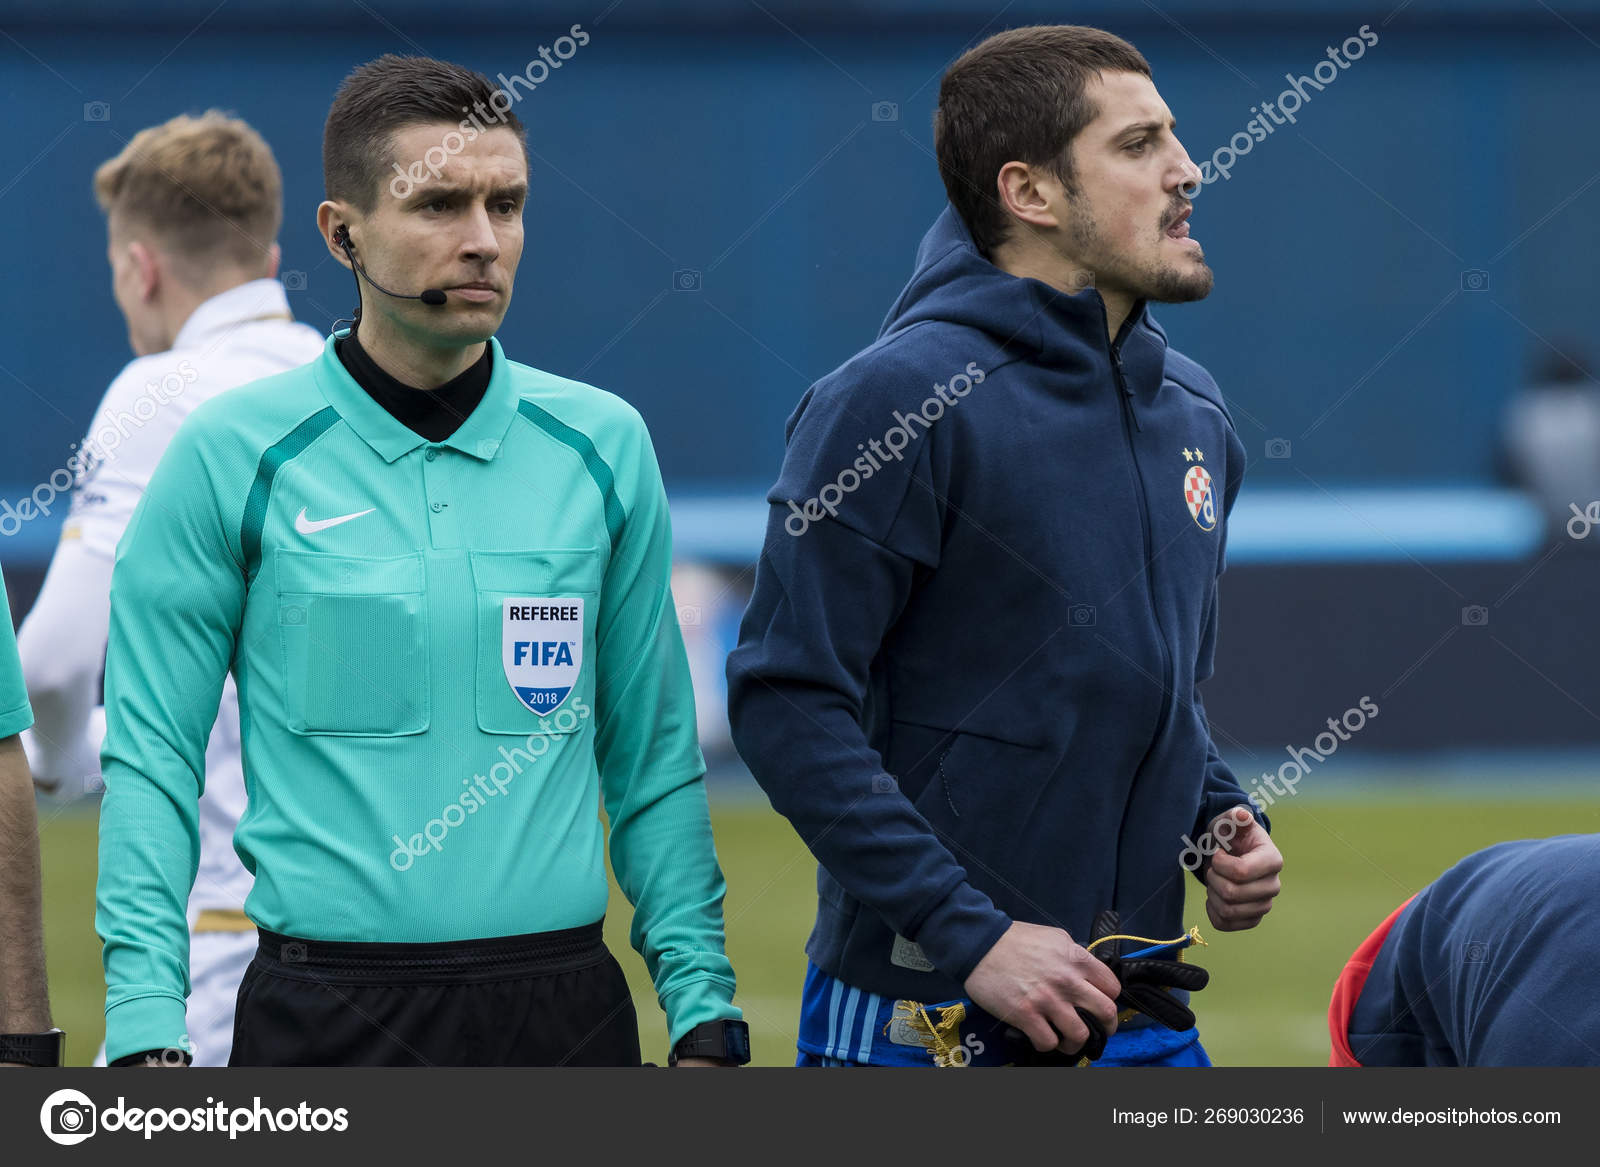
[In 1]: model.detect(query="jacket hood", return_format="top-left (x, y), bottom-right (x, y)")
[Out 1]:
top-left (878, 205), bottom-right (1154, 358)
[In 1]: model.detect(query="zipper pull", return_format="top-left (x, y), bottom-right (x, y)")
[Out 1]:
top-left (1112, 349), bottom-right (1132, 394)
top-left (1115, 352), bottom-right (1144, 431)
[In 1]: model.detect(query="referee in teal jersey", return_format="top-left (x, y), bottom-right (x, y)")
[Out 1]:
top-left (96, 54), bottom-right (747, 1068)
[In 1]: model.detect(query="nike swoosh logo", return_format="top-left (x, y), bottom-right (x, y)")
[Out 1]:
top-left (294, 506), bottom-right (376, 535)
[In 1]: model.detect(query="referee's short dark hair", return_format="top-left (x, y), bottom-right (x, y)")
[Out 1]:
top-left (935, 26), bottom-right (1151, 258)
top-left (324, 54), bottom-right (529, 211)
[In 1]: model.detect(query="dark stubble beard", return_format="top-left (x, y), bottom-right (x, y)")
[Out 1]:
top-left (1063, 188), bottom-right (1214, 306)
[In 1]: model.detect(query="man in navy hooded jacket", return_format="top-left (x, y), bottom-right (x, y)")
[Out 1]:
top-left (727, 25), bottom-right (1283, 1067)
top-left (1331, 835), bottom-right (1600, 1067)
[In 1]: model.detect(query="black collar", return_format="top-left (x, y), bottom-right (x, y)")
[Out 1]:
top-left (334, 332), bottom-right (492, 442)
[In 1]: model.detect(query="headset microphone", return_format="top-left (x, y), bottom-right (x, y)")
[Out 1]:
top-left (333, 226), bottom-right (448, 307)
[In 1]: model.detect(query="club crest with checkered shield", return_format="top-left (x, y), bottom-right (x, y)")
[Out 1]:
top-left (1183, 464), bottom-right (1216, 531)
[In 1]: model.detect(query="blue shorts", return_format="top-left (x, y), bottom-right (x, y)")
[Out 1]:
top-left (794, 961), bottom-right (1210, 1068)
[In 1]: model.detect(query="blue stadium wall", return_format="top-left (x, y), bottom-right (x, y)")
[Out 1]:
top-left (3, 0), bottom-right (1598, 497)
top-left (4, 2), bottom-right (1599, 756)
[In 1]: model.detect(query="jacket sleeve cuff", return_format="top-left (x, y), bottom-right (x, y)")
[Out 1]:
top-left (907, 880), bottom-right (1012, 987)
top-left (103, 995), bottom-right (188, 1065)
top-left (660, 977), bottom-right (742, 1048)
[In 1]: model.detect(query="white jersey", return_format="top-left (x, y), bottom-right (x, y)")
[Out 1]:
top-left (20, 278), bottom-right (324, 917)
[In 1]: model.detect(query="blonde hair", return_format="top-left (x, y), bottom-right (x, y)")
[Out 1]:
top-left (94, 110), bottom-right (282, 273)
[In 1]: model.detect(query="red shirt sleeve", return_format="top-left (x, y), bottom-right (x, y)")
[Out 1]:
top-left (1328, 895), bottom-right (1417, 1067)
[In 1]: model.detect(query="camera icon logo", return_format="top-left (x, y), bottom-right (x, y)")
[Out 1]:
top-left (671, 269), bottom-right (702, 292)
top-left (1265, 438), bottom-right (1292, 459)
top-left (281, 941), bottom-right (309, 963)
top-left (1069, 603), bottom-right (1096, 627)
top-left (40, 1089), bottom-right (98, 1145)
top-left (282, 270), bottom-right (307, 291)
top-left (83, 101), bottom-right (111, 122)
top-left (677, 604), bottom-right (702, 626)
top-left (282, 604), bottom-right (306, 626)
top-left (1464, 940), bottom-right (1489, 962)
top-left (871, 101), bottom-right (900, 122)
top-left (871, 774), bottom-right (897, 794)
top-left (1461, 605), bottom-right (1489, 627)
top-left (1460, 269), bottom-right (1490, 292)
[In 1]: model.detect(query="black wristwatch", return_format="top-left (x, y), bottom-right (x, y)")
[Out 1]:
top-left (668, 1019), bottom-right (750, 1066)
top-left (0, 1029), bottom-right (66, 1067)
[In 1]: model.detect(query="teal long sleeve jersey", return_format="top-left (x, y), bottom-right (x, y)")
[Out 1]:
top-left (97, 333), bottom-right (740, 1062)
top-left (0, 564), bottom-right (35, 738)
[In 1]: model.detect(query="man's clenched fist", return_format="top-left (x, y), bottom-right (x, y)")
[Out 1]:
top-left (963, 920), bottom-right (1121, 1056)
top-left (1203, 806), bottom-right (1282, 931)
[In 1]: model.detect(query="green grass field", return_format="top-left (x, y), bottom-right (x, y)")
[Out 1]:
top-left (39, 792), bottom-right (1600, 1066)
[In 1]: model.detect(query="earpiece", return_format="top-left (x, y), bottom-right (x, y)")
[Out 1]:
top-left (332, 224), bottom-right (447, 308)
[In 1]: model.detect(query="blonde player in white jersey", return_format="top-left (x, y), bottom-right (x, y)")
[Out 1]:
top-left (18, 111), bottom-right (323, 1066)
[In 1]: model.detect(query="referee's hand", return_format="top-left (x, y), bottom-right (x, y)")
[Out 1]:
top-left (963, 921), bottom-right (1120, 1056)
top-left (1203, 806), bottom-right (1283, 931)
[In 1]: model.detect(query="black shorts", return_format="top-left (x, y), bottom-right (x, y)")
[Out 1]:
top-left (228, 920), bottom-right (641, 1067)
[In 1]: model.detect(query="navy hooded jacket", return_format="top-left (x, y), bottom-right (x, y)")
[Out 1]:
top-left (1342, 834), bottom-right (1600, 1066)
top-left (726, 206), bottom-right (1266, 1003)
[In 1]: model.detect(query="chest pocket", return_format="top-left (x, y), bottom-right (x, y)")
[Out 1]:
top-left (276, 550), bottom-right (430, 736)
top-left (470, 548), bottom-right (601, 735)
